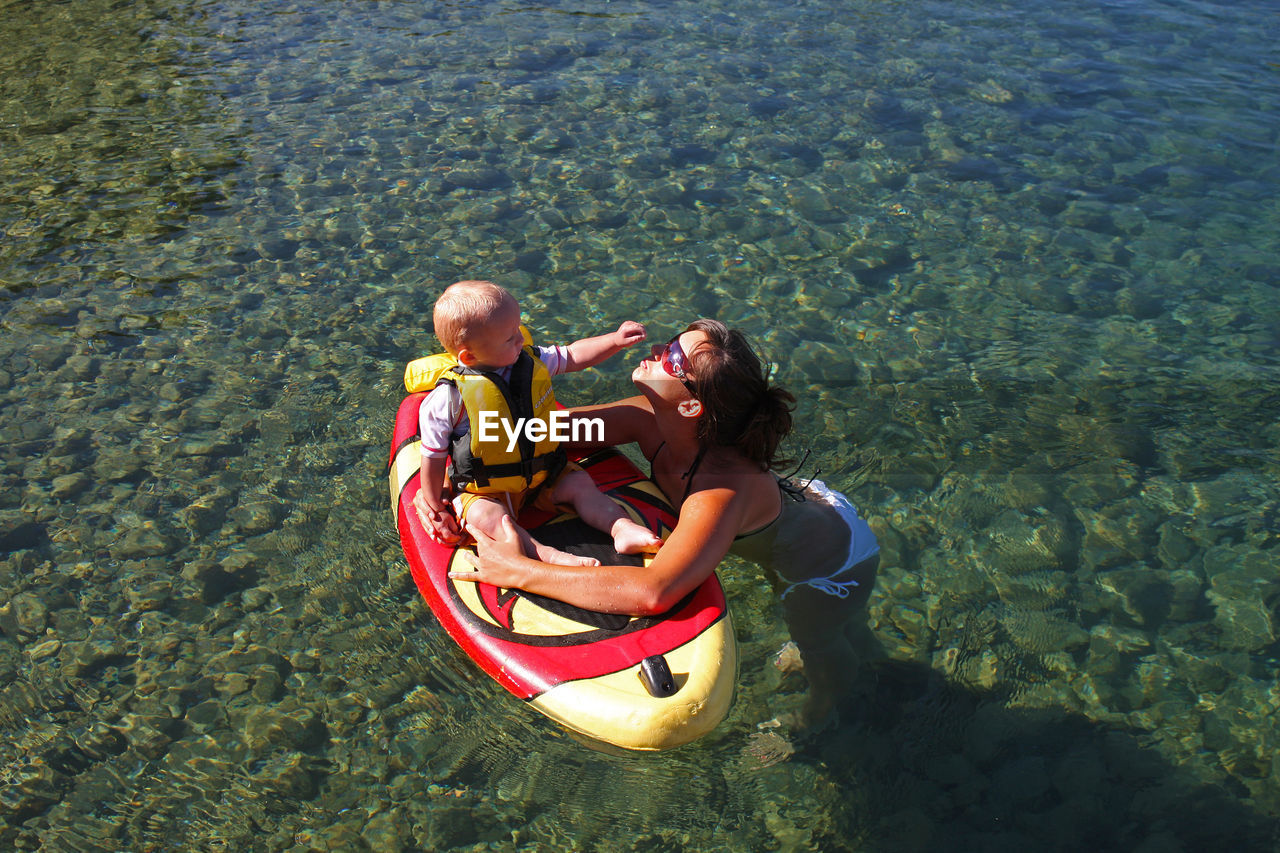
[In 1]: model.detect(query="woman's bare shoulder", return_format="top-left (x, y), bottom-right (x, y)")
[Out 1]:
top-left (695, 462), bottom-right (781, 532)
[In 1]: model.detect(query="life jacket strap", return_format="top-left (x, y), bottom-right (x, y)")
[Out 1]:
top-left (454, 446), bottom-right (568, 492)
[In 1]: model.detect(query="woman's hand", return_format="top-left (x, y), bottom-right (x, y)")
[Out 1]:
top-left (450, 514), bottom-right (526, 587)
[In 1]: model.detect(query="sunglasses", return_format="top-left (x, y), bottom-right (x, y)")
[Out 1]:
top-left (657, 335), bottom-right (696, 393)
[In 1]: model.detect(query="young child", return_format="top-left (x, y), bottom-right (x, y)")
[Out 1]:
top-left (405, 280), bottom-right (662, 566)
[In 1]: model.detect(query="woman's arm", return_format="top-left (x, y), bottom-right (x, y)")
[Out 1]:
top-left (454, 486), bottom-right (745, 615)
top-left (563, 396), bottom-right (658, 454)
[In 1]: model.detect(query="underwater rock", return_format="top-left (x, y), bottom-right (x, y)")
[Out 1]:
top-left (1164, 569), bottom-right (1205, 621)
top-left (63, 355), bottom-right (100, 381)
top-left (1188, 470), bottom-right (1253, 512)
top-left (257, 238), bottom-right (300, 261)
top-left (180, 489), bottom-right (234, 536)
top-left (0, 641), bottom-right (21, 684)
top-left (888, 604), bottom-right (932, 649)
top-left (987, 508), bottom-right (1072, 574)
top-left (527, 128), bottom-right (574, 152)
top-left (971, 78), bottom-right (1015, 104)
top-left (208, 643), bottom-right (290, 676)
top-left (0, 763), bottom-right (65, 821)
top-left (1161, 643), bottom-right (1238, 694)
top-left (76, 722), bottom-right (128, 762)
top-left (791, 340), bottom-right (861, 386)
top-left (998, 608), bottom-right (1089, 654)
top-left (213, 671), bottom-right (252, 699)
top-left (176, 436), bottom-right (237, 457)
top-left (27, 342), bottom-right (74, 371)
top-left (218, 549), bottom-right (264, 590)
top-left (513, 250), bottom-right (548, 273)
top-left (1075, 505), bottom-right (1150, 570)
top-left (65, 634), bottom-right (131, 676)
top-left (111, 524), bottom-right (180, 560)
top-left (1203, 543), bottom-right (1275, 586)
top-left (620, 152), bottom-right (666, 178)
top-left (0, 592), bottom-right (49, 640)
top-left (640, 206), bottom-right (699, 232)
top-left (250, 666), bottom-right (285, 703)
top-left (583, 202), bottom-right (628, 229)
top-left (1207, 592), bottom-right (1274, 652)
top-left (49, 472), bottom-right (91, 500)
top-left (0, 513), bottom-right (49, 554)
top-left (289, 649), bottom-right (322, 672)
top-left (442, 166), bottom-right (510, 190)
top-left (25, 638), bottom-right (61, 662)
top-left (180, 559), bottom-right (243, 604)
top-left (327, 691), bottom-right (377, 734)
top-left (243, 706), bottom-right (327, 753)
top-left (991, 570), bottom-right (1072, 611)
top-left (493, 44), bottom-right (574, 72)
top-left (446, 198), bottom-right (513, 225)
top-left (1086, 626), bottom-right (1150, 696)
top-left (117, 713), bottom-right (175, 759)
top-left (255, 752), bottom-right (325, 802)
top-left (1095, 567), bottom-right (1172, 627)
top-left (184, 698), bottom-right (227, 733)
top-left (749, 94), bottom-right (794, 117)
top-left (1154, 523), bottom-right (1197, 570)
top-left (241, 586), bottom-right (273, 612)
top-left (1061, 199), bottom-right (1115, 233)
top-left (125, 578), bottom-right (172, 612)
top-left (91, 447), bottom-right (148, 483)
top-left (650, 262), bottom-right (703, 299)
top-left (941, 157), bottom-right (1006, 184)
top-left (227, 500), bottom-right (287, 536)
top-left (362, 809), bottom-right (411, 853)
top-left (1206, 680), bottom-right (1280, 776)
top-left (785, 182), bottom-right (843, 224)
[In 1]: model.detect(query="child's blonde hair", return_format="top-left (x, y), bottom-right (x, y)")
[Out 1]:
top-left (432, 280), bottom-right (517, 353)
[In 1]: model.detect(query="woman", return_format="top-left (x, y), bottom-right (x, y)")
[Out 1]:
top-left (454, 319), bottom-right (881, 728)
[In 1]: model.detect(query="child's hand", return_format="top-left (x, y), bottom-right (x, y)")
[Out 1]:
top-left (613, 321), bottom-right (647, 348)
top-left (414, 492), bottom-right (462, 544)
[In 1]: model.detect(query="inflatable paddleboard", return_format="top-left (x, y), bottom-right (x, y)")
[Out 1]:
top-left (388, 392), bottom-right (736, 750)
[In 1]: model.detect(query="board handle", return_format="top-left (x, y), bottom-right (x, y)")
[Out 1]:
top-left (639, 655), bottom-right (678, 698)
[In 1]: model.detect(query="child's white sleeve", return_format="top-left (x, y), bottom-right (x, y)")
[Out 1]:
top-left (418, 385), bottom-right (464, 459)
top-left (535, 344), bottom-right (570, 376)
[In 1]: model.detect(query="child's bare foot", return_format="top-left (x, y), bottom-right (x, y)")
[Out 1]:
top-left (611, 519), bottom-right (663, 555)
top-left (533, 542), bottom-right (601, 567)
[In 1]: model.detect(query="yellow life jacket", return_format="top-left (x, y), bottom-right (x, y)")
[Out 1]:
top-left (403, 326), bottom-right (566, 495)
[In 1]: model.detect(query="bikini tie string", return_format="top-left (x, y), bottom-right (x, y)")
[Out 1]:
top-left (776, 449), bottom-right (819, 502)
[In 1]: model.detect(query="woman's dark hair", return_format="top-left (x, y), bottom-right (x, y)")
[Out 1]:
top-left (684, 318), bottom-right (795, 470)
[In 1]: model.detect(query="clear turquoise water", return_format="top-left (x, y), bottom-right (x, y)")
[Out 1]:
top-left (1, 0), bottom-right (1277, 849)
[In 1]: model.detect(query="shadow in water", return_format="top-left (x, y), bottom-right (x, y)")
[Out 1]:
top-left (789, 655), bottom-right (1279, 852)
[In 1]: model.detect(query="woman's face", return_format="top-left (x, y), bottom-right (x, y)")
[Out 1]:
top-left (633, 329), bottom-right (707, 404)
